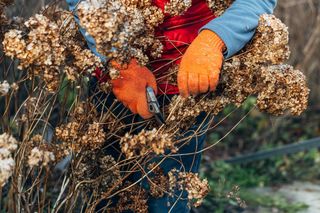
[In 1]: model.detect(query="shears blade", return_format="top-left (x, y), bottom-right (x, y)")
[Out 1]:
top-left (146, 87), bottom-right (165, 125)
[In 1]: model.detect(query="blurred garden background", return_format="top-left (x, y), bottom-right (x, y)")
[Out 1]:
top-left (2, 0), bottom-right (320, 212)
top-left (201, 0), bottom-right (320, 212)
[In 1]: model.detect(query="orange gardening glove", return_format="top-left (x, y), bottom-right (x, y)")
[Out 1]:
top-left (178, 30), bottom-right (226, 98)
top-left (111, 59), bottom-right (157, 119)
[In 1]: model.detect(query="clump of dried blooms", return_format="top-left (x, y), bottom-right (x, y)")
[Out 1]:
top-left (0, 133), bottom-right (18, 186)
top-left (77, 0), bottom-right (163, 65)
top-left (240, 14), bottom-right (290, 66)
top-left (120, 0), bottom-right (152, 8)
top-left (219, 15), bottom-right (291, 106)
top-left (167, 95), bottom-right (229, 128)
top-left (81, 122), bottom-right (106, 148)
top-left (0, 80), bottom-right (10, 96)
top-left (147, 163), bottom-right (169, 198)
top-left (0, 0), bottom-right (13, 39)
top-left (26, 135), bottom-right (57, 167)
top-left (28, 147), bottom-right (55, 167)
top-left (142, 6), bottom-right (164, 31)
top-left (3, 14), bottom-right (64, 91)
top-left (206, 0), bottom-right (234, 16)
top-left (167, 14), bottom-right (309, 128)
top-left (2, 30), bottom-right (27, 61)
top-left (120, 129), bottom-right (176, 159)
top-left (226, 185), bottom-right (247, 208)
top-left (256, 65), bottom-right (309, 115)
top-left (2, 8), bottom-right (103, 91)
top-left (220, 58), bottom-right (255, 106)
top-left (114, 183), bottom-right (148, 213)
top-left (65, 44), bottom-right (103, 81)
top-left (74, 152), bottom-right (121, 195)
top-left (168, 169), bottom-right (209, 207)
top-left (56, 121), bottom-right (106, 152)
top-left (164, 0), bottom-right (192, 16)
top-left (55, 102), bottom-right (105, 153)
top-left (219, 15), bottom-right (307, 115)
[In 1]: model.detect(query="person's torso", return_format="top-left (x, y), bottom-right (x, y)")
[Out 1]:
top-left (151, 0), bottom-right (216, 94)
top-left (93, 0), bottom-right (217, 94)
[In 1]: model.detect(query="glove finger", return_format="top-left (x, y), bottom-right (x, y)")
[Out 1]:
top-left (146, 73), bottom-right (158, 95)
top-left (112, 84), bottom-right (136, 108)
top-left (178, 70), bottom-right (189, 98)
top-left (110, 60), bottom-right (127, 70)
top-left (129, 58), bottom-right (139, 68)
top-left (199, 74), bottom-right (209, 94)
top-left (209, 71), bottom-right (220, 92)
top-left (127, 102), bottom-right (138, 115)
top-left (111, 78), bottom-right (125, 89)
top-left (188, 72), bottom-right (199, 96)
top-left (137, 95), bottom-right (153, 119)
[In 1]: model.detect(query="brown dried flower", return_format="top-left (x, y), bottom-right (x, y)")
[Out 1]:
top-left (56, 102), bottom-right (105, 153)
top-left (256, 65), bottom-right (309, 115)
top-left (164, 0), bottom-right (192, 16)
top-left (0, 133), bottom-right (18, 186)
top-left (120, 129), bottom-right (176, 159)
top-left (168, 169), bottom-right (209, 207)
top-left (147, 163), bottom-right (169, 198)
top-left (206, 0), bottom-right (234, 16)
top-left (74, 152), bottom-right (121, 196)
top-left (77, 0), bottom-right (163, 65)
top-left (115, 183), bottom-right (148, 213)
top-left (28, 147), bottom-right (55, 167)
top-left (0, 80), bottom-right (10, 96)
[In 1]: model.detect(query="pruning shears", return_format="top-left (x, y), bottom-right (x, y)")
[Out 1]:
top-left (146, 87), bottom-right (165, 125)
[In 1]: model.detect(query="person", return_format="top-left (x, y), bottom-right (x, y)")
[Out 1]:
top-left (66, 0), bottom-right (277, 212)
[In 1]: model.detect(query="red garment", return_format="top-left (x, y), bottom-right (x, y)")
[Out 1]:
top-left (93, 0), bottom-right (216, 95)
top-left (152, 0), bottom-right (216, 94)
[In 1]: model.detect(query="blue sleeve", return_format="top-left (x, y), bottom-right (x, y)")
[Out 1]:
top-left (66, 0), bottom-right (107, 62)
top-left (201, 0), bottom-right (277, 58)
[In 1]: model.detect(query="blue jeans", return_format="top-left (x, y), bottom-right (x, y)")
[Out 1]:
top-left (90, 79), bottom-right (212, 213)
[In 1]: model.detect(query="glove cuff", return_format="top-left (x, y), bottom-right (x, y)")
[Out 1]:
top-left (199, 30), bottom-right (226, 52)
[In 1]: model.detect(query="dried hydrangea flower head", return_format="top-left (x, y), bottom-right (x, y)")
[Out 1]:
top-left (220, 15), bottom-right (308, 116)
top-left (206, 0), bottom-right (234, 16)
top-left (2, 7), bottom-right (102, 92)
top-left (147, 163), bottom-right (169, 198)
top-left (114, 182), bottom-right (148, 213)
top-left (0, 0), bottom-right (13, 39)
top-left (28, 147), bottom-right (55, 167)
top-left (2, 14), bottom-right (64, 91)
top-left (0, 133), bottom-right (18, 186)
top-left (166, 95), bottom-right (229, 129)
top-left (77, 0), bottom-right (163, 65)
top-left (73, 152), bottom-right (120, 195)
top-left (0, 81), bottom-right (10, 96)
top-left (241, 14), bottom-right (290, 66)
top-left (256, 65), bottom-right (309, 115)
top-left (168, 169), bottom-right (209, 207)
top-left (164, 0), bottom-right (192, 16)
top-left (55, 102), bottom-right (105, 153)
top-left (26, 135), bottom-right (56, 168)
top-left (120, 129), bottom-right (176, 159)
